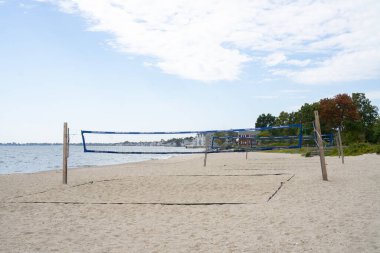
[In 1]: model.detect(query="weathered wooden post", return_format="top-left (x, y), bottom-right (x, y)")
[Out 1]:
top-left (314, 111), bottom-right (328, 181)
top-left (335, 135), bottom-right (341, 158)
top-left (63, 122), bottom-right (68, 184)
top-left (203, 150), bottom-right (208, 167)
top-left (337, 128), bottom-right (344, 164)
top-left (203, 133), bottom-right (209, 167)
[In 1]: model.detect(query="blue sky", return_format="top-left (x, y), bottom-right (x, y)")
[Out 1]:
top-left (1, 0), bottom-right (379, 143)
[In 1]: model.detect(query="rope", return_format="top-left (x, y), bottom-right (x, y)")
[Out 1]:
top-left (83, 145), bottom-right (302, 155)
top-left (312, 122), bottom-right (331, 148)
top-left (81, 124), bottom-right (302, 135)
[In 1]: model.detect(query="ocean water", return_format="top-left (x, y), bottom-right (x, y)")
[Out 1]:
top-left (0, 145), bottom-right (202, 174)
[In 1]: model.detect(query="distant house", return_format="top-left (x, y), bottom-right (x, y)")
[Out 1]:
top-left (238, 131), bottom-right (257, 147)
top-left (183, 139), bottom-right (193, 147)
top-left (194, 133), bottom-right (206, 147)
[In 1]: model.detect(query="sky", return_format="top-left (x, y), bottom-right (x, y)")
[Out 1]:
top-left (1, 0), bottom-right (380, 143)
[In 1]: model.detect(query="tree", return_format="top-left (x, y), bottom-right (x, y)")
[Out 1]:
top-left (352, 93), bottom-right (379, 127)
top-left (352, 93), bottom-right (379, 142)
top-left (319, 98), bottom-right (340, 130)
top-left (254, 93), bottom-right (378, 145)
top-left (373, 118), bottom-right (380, 143)
top-left (288, 111), bottom-right (301, 124)
top-left (275, 111), bottom-right (290, 126)
top-left (255, 113), bottom-right (276, 128)
top-left (297, 102), bottom-right (319, 135)
top-left (298, 102), bottom-right (319, 123)
top-left (319, 94), bottom-right (360, 131)
top-left (336, 94), bottom-right (361, 125)
top-left (319, 94), bottom-right (361, 144)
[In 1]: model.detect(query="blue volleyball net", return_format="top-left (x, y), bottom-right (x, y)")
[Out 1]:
top-left (211, 124), bottom-right (304, 152)
top-left (81, 130), bottom-right (206, 154)
top-left (80, 124), bottom-right (321, 155)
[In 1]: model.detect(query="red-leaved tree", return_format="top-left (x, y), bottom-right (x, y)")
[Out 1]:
top-left (319, 94), bottom-right (360, 131)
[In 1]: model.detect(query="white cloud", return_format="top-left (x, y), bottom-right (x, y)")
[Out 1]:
top-left (39, 0), bottom-right (380, 83)
top-left (291, 50), bottom-right (380, 84)
top-left (286, 59), bottom-right (310, 67)
top-left (264, 52), bottom-right (286, 66)
top-left (263, 53), bottom-right (311, 67)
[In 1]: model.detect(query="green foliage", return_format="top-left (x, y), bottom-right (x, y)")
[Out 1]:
top-left (352, 93), bottom-right (379, 143)
top-left (374, 119), bottom-right (380, 143)
top-left (162, 137), bottom-right (194, 147)
top-left (213, 131), bottom-right (238, 149)
top-left (325, 148), bottom-right (339, 156)
top-left (304, 151), bottom-right (312, 157)
top-left (254, 92), bottom-right (380, 146)
top-left (341, 122), bottom-right (365, 144)
top-left (343, 143), bottom-right (380, 156)
top-left (275, 111), bottom-right (290, 126)
top-left (257, 130), bottom-right (271, 137)
top-left (352, 93), bottom-right (379, 127)
top-left (299, 102), bottom-right (319, 123)
top-left (301, 103), bottom-right (319, 117)
top-left (376, 145), bottom-right (380, 155)
top-left (255, 113), bottom-right (276, 128)
top-left (269, 144), bottom-right (380, 156)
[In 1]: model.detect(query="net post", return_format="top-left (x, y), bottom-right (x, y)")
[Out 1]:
top-left (298, 123), bottom-right (303, 149)
top-left (335, 135), bottom-right (341, 158)
top-left (81, 130), bottom-right (87, 152)
top-left (314, 111), bottom-right (328, 181)
top-left (335, 134), bottom-right (341, 158)
top-left (246, 151), bottom-right (248, 160)
top-left (63, 122), bottom-right (68, 184)
top-left (337, 127), bottom-right (344, 164)
top-left (203, 133), bottom-right (209, 167)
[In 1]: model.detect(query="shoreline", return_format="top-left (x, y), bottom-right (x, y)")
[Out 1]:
top-left (0, 146), bottom-right (185, 175)
top-left (0, 154), bottom-right (179, 176)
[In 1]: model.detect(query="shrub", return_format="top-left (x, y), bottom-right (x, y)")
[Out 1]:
top-left (376, 145), bottom-right (380, 155)
top-left (344, 143), bottom-right (378, 156)
top-left (304, 151), bottom-right (312, 157)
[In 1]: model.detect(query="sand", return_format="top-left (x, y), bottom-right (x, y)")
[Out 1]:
top-left (0, 152), bottom-right (379, 252)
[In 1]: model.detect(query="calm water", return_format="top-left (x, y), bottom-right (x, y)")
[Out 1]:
top-left (0, 145), bottom-right (202, 174)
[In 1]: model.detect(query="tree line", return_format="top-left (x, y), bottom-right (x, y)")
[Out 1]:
top-left (255, 93), bottom-right (380, 144)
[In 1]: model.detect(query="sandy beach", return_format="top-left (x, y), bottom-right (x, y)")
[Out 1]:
top-left (0, 152), bottom-right (379, 252)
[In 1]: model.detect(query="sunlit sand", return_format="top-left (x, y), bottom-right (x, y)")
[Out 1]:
top-left (1, 152), bottom-right (379, 252)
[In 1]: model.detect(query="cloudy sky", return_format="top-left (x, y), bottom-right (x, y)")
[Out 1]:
top-left (1, 0), bottom-right (380, 142)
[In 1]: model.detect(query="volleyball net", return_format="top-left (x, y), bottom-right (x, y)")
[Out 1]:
top-left (81, 130), bottom-right (205, 154)
top-left (79, 124), bottom-right (331, 155)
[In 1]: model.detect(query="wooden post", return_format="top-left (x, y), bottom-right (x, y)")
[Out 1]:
top-left (335, 135), bottom-right (341, 158)
top-left (203, 151), bottom-right (208, 167)
top-left (337, 127), bottom-right (344, 164)
top-left (203, 133), bottom-right (208, 167)
top-left (63, 122), bottom-right (68, 184)
top-left (246, 151), bottom-right (248, 160)
top-left (314, 111), bottom-right (328, 181)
